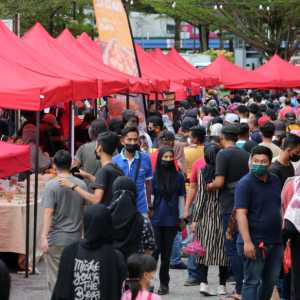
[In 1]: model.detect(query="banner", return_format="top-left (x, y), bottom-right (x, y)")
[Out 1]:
top-left (162, 92), bottom-right (175, 124)
top-left (93, 0), bottom-right (138, 76)
top-left (93, 0), bottom-right (147, 128)
top-left (3, 19), bottom-right (13, 32)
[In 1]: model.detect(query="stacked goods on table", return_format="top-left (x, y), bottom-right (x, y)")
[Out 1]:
top-left (0, 174), bottom-right (53, 205)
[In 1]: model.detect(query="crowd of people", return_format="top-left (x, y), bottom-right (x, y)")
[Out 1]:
top-left (1, 89), bottom-right (300, 300)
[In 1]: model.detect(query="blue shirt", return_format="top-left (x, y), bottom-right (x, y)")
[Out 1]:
top-left (113, 149), bottom-right (153, 214)
top-left (152, 138), bottom-right (159, 149)
top-left (235, 171), bottom-right (282, 244)
top-left (291, 97), bottom-right (299, 110)
top-left (250, 130), bottom-right (262, 144)
top-left (150, 172), bottom-right (186, 227)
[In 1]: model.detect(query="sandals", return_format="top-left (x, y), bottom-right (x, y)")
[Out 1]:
top-left (220, 290), bottom-right (241, 300)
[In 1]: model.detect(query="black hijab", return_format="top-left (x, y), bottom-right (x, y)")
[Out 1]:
top-left (0, 260), bottom-right (10, 300)
top-left (154, 146), bottom-right (178, 212)
top-left (0, 119), bottom-right (9, 141)
top-left (108, 177), bottom-right (144, 261)
top-left (201, 142), bottom-right (220, 184)
top-left (81, 204), bottom-right (114, 249)
top-left (52, 205), bottom-right (121, 300)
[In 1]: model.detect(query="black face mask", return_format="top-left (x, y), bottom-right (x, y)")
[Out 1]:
top-left (161, 160), bottom-right (174, 169)
top-left (95, 149), bottom-right (100, 160)
top-left (125, 144), bottom-right (139, 153)
top-left (148, 129), bottom-right (156, 137)
top-left (290, 153), bottom-right (300, 162)
top-left (46, 128), bottom-right (54, 135)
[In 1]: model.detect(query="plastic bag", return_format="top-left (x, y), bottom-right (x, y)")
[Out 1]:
top-left (282, 245), bottom-right (291, 274)
top-left (186, 233), bottom-right (206, 257)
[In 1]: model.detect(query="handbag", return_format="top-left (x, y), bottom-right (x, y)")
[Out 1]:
top-left (186, 233), bottom-right (206, 257)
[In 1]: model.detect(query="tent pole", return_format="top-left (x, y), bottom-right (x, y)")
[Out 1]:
top-left (8, 110), bottom-right (12, 136)
top-left (142, 95), bottom-right (148, 119)
top-left (71, 104), bottom-right (75, 164)
top-left (32, 111), bottom-right (40, 275)
top-left (126, 90), bottom-right (130, 109)
top-left (155, 93), bottom-right (159, 111)
top-left (25, 170), bottom-right (30, 278)
top-left (94, 99), bottom-right (97, 118)
top-left (68, 102), bottom-right (72, 155)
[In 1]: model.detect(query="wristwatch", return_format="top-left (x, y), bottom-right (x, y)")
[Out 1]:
top-left (148, 206), bottom-right (153, 210)
top-left (71, 184), bottom-right (78, 191)
top-left (180, 218), bottom-right (185, 223)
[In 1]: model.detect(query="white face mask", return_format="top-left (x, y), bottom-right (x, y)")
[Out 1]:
top-left (86, 125), bottom-right (91, 130)
top-left (147, 273), bottom-right (157, 285)
top-left (88, 126), bottom-right (92, 139)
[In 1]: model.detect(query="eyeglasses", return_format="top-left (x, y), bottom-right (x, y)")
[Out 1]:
top-left (148, 126), bottom-right (155, 130)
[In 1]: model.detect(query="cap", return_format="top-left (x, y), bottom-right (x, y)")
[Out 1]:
top-left (258, 117), bottom-right (269, 126)
top-left (286, 112), bottom-right (296, 123)
top-left (202, 116), bottom-right (212, 127)
top-left (221, 123), bottom-right (238, 136)
top-left (42, 114), bottom-right (60, 129)
top-left (206, 99), bottom-right (217, 108)
top-left (266, 109), bottom-right (276, 119)
top-left (181, 118), bottom-right (195, 130)
top-left (183, 109), bottom-right (197, 118)
top-left (83, 113), bottom-right (95, 123)
top-left (225, 113), bottom-right (239, 124)
top-left (159, 130), bottom-right (175, 141)
top-left (210, 123), bottom-right (223, 136)
top-left (290, 130), bottom-right (300, 138)
top-left (273, 121), bottom-right (286, 136)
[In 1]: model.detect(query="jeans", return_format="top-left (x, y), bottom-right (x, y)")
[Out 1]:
top-left (170, 231), bottom-right (183, 265)
top-left (152, 226), bottom-right (178, 286)
top-left (237, 243), bottom-right (284, 300)
top-left (222, 213), bottom-right (244, 294)
top-left (281, 273), bottom-right (291, 300)
top-left (187, 201), bottom-right (201, 282)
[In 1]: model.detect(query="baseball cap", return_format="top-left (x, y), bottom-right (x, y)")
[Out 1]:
top-left (159, 131), bottom-right (175, 141)
top-left (225, 113), bottom-right (239, 124)
top-left (42, 114), bottom-right (60, 129)
top-left (181, 118), bottom-right (195, 130)
top-left (221, 123), bottom-right (238, 136)
top-left (286, 112), bottom-right (296, 124)
top-left (258, 117), bottom-right (269, 126)
top-left (266, 109), bottom-right (276, 119)
top-left (273, 121), bottom-right (286, 136)
top-left (183, 109), bottom-right (197, 118)
top-left (202, 116), bottom-right (212, 127)
top-left (210, 123), bottom-right (223, 136)
top-left (290, 130), bottom-right (300, 138)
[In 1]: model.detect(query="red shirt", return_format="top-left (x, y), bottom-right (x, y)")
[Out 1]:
top-left (150, 149), bottom-right (179, 172)
top-left (190, 157), bottom-right (206, 183)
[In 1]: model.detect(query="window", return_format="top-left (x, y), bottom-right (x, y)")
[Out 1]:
top-left (166, 24), bottom-right (175, 34)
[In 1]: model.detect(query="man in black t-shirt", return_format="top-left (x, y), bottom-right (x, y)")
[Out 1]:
top-left (74, 113), bottom-right (95, 149)
top-left (58, 131), bottom-right (124, 206)
top-left (208, 124), bottom-right (249, 300)
top-left (270, 133), bottom-right (300, 189)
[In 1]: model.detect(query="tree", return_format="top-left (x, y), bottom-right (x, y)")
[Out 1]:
top-left (139, 0), bottom-right (300, 61)
top-left (0, 0), bottom-right (96, 37)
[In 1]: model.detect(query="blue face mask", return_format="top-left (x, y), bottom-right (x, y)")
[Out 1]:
top-left (224, 100), bottom-right (228, 104)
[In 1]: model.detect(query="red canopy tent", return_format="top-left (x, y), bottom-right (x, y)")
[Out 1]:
top-left (77, 33), bottom-right (102, 60)
top-left (0, 141), bottom-right (31, 278)
top-left (22, 23), bottom-right (130, 98)
top-left (167, 48), bottom-right (219, 86)
top-left (57, 29), bottom-right (152, 95)
top-left (135, 43), bottom-right (188, 100)
top-left (252, 54), bottom-right (300, 88)
top-left (202, 55), bottom-right (277, 89)
top-left (78, 33), bottom-right (170, 94)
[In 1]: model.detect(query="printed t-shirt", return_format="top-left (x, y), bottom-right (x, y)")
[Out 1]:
top-left (215, 146), bottom-right (249, 215)
top-left (269, 160), bottom-right (294, 189)
top-left (235, 171), bottom-right (282, 244)
top-left (113, 149), bottom-right (153, 214)
top-left (150, 149), bottom-right (179, 172)
top-left (41, 176), bottom-right (89, 246)
top-left (92, 163), bottom-right (125, 207)
top-left (150, 172), bottom-right (186, 227)
top-left (190, 157), bottom-right (206, 183)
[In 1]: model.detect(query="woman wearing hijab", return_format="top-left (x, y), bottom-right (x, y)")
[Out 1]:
top-left (0, 119), bottom-right (9, 141)
top-left (150, 146), bottom-right (186, 295)
top-left (18, 124), bottom-right (51, 181)
top-left (190, 143), bottom-right (230, 297)
top-left (282, 177), bottom-right (300, 300)
top-left (51, 204), bottom-right (127, 300)
top-left (109, 177), bottom-right (156, 261)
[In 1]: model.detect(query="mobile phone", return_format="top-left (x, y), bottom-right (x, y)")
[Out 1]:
top-left (71, 166), bottom-right (84, 180)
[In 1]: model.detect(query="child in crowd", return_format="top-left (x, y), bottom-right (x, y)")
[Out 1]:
top-left (180, 136), bottom-right (189, 148)
top-left (122, 254), bottom-right (162, 300)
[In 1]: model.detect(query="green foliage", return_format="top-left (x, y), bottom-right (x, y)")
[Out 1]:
top-left (202, 49), bottom-right (234, 62)
top-left (0, 0), bottom-right (96, 37)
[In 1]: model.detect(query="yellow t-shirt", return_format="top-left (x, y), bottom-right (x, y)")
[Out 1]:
top-left (287, 124), bottom-right (300, 132)
top-left (184, 146), bottom-right (204, 189)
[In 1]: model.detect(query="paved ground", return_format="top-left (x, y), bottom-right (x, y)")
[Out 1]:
top-left (10, 257), bottom-right (232, 300)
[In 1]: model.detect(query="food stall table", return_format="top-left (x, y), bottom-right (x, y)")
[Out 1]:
top-left (0, 199), bottom-right (44, 272)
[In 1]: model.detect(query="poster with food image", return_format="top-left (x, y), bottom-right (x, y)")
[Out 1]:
top-left (107, 94), bottom-right (146, 128)
top-left (162, 92), bottom-right (176, 124)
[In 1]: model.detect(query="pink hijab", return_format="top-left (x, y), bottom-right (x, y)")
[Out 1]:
top-left (284, 176), bottom-right (300, 232)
